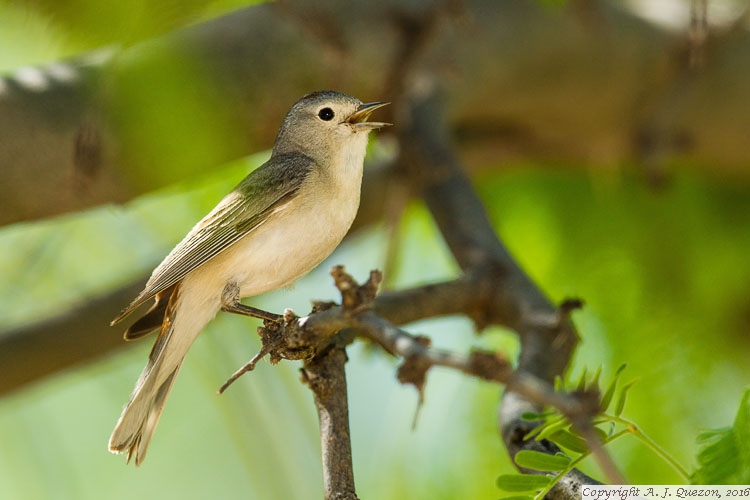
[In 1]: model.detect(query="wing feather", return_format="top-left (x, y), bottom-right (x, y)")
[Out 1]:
top-left (112, 154), bottom-right (314, 325)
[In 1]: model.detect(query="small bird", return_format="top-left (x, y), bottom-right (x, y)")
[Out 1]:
top-left (108, 91), bottom-right (389, 465)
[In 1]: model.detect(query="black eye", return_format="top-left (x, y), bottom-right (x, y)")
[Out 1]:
top-left (318, 107), bottom-right (334, 121)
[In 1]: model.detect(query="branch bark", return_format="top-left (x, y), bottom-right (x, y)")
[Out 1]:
top-left (302, 344), bottom-right (359, 500)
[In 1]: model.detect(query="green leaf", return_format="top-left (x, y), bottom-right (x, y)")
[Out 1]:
top-left (498, 496), bottom-right (535, 500)
top-left (521, 411), bottom-right (551, 422)
top-left (549, 429), bottom-right (589, 454)
top-left (514, 450), bottom-right (571, 472)
top-left (588, 365), bottom-right (602, 392)
top-left (613, 380), bottom-right (636, 416)
top-left (692, 388), bottom-right (750, 484)
top-left (576, 368), bottom-right (588, 392)
top-left (524, 415), bottom-right (565, 441)
top-left (592, 424), bottom-right (610, 442)
top-left (524, 425), bottom-right (543, 441)
top-left (497, 473), bottom-right (551, 492)
top-left (692, 428), bottom-right (736, 484)
top-left (554, 375), bottom-right (564, 392)
top-left (735, 390), bottom-right (750, 471)
top-left (600, 364), bottom-right (627, 412)
top-left (535, 418), bottom-right (570, 441)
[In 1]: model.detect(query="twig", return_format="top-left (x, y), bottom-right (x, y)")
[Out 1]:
top-left (217, 330), bottom-right (282, 394)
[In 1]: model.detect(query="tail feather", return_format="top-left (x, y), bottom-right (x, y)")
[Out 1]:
top-left (111, 368), bottom-right (180, 465)
top-left (109, 284), bottom-right (195, 466)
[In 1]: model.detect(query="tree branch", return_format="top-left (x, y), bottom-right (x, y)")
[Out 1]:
top-left (3, 0), bottom-right (750, 226)
top-left (0, 279), bottom-right (143, 395)
top-left (219, 267), bottom-right (600, 495)
top-left (301, 343), bottom-right (359, 500)
top-left (393, 69), bottom-right (597, 494)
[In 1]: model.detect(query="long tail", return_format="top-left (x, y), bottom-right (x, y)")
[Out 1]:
top-left (108, 284), bottom-right (211, 465)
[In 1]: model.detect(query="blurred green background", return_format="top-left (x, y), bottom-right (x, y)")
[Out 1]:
top-left (1, 1), bottom-right (748, 499)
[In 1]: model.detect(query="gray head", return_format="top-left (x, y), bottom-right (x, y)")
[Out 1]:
top-left (272, 91), bottom-right (389, 161)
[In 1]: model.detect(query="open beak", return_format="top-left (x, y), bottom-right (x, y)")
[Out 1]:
top-left (346, 101), bottom-right (391, 130)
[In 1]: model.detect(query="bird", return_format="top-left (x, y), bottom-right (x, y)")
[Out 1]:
top-left (108, 90), bottom-right (389, 465)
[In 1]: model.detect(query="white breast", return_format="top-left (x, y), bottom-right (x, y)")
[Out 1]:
top-left (184, 136), bottom-right (368, 301)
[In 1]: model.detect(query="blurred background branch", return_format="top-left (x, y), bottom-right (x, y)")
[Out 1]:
top-left (1, 0), bottom-right (748, 498)
top-left (2, 0), bottom-right (750, 227)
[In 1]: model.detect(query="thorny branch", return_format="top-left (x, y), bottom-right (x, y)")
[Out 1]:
top-left (221, 261), bottom-right (604, 498)
top-left (392, 62), bottom-right (610, 489)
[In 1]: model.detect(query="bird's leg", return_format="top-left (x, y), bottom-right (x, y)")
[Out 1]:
top-left (220, 282), bottom-right (282, 322)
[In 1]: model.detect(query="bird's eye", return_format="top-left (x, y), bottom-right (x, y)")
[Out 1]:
top-left (318, 107), bottom-right (334, 121)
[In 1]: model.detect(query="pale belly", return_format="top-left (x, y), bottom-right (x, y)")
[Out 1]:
top-left (181, 186), bottom-right (360, 304)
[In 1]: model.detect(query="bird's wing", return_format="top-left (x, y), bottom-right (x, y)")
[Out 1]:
top-left (112, 154), bottom-right (314, 325)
